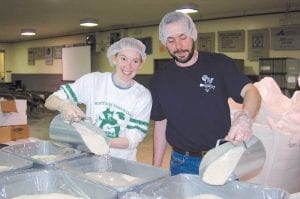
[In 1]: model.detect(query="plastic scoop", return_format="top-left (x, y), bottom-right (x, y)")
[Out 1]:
top-left (49, 114), bottom-right (109, 155)
top-left (199, 136), bottom-right (265, 185)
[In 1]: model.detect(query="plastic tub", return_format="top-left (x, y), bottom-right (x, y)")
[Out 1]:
top-left (140, 174), bottom-right (290, 199)
top-left (56, 156), bottom-right (169, 197)
top-left (0, 151), bottom-right (33, 177)
top-left (0, 169), bottom-right (117, 199)
top-left (1, 140), bottom-right (84, 166)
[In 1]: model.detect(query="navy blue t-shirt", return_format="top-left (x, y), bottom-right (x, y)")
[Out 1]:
top-left (150, 51), bottom-right (251, 151)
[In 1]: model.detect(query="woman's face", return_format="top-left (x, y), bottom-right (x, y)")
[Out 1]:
top-left (113, 49), bottom-right (143, 82)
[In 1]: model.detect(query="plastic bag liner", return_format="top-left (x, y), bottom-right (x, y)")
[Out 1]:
top-left (289, 192), bottom-right (300, 199)
top-left (1, 140), bottom-right (84, 166)
top-left (139, 174), bottom-right (289, 199)
top-left (0, 169), bottom-right (117, 199)
top-left (0, 151), bottom-right (33, 177)
top-left (253, 77), bottom-right (300, 134)
top-left (241, 124), bottom-right (300, 193)
top-left (56, 156), bottom-right (169, 196)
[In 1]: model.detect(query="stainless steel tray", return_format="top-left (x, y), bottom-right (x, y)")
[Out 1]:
top-left (0, 150), bottom-right (33, 176)
top-left (56, 156), bottom-right (169, 195)
top-left (140, 174), bottom-right (289, 199)
top-left (0, 169), bottom-right (117, 199)
top-left (2, 140), bottom-right (84, 166)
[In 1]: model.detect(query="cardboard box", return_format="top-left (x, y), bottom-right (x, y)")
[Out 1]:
top-left (11, 125), bottom-right (29, 141)
top-left (15, 100), bottom-right (27, 114)
top-left (0, 100), bottom-right (27, 126)
top-left (0, 126), bottom-right (12, 143)
top-left (0, 125), bottom-right (29, 143)
top-left (0, 100), bottom-right (17, 113)
top-left (0, 113), bottom-right (27, 126)
top-left (0, 99), bottom-right (27, 126)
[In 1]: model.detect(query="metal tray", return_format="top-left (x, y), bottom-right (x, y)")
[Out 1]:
top-left (56, 156), bottom-right (169, 196)
top-left (1, 140), bottom-right (84, 166)
top-left (140, 174), bottom-right (290, 199)
top-left (0, 150), bottom-right (33, 176)
top-left (0, 169), bottom-right (117, 199)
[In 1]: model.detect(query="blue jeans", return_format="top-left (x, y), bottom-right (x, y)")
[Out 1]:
top-left (170, 150), bottom-right (202, 176)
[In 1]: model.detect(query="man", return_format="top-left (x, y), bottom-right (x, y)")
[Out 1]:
top-left (150, 11), bottom-right (261, 175)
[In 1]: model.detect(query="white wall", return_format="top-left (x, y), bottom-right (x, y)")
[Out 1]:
top-left (196, 13), bottom-right (300, 74)
top-left (9, 35), bottom-right (86, 74)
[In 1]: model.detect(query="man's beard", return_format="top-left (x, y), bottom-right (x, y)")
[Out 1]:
top-left (169, 43), bottom-right (195, 64)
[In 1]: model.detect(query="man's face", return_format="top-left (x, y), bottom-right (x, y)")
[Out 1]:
top-left (165, 22), bottom-right (195, 64)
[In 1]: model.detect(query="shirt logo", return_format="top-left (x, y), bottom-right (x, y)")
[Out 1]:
top-left (96, 108), bottom-right (125, 138)
top-left (199, 75), bottom-right (215, 92)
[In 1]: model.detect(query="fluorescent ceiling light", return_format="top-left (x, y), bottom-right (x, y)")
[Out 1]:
top-left (21, 29), bottom-right (36, 36)
top-left (176, 3), bottom-right (199, 14)
top-left (80, 19), bottom-right (98, 27)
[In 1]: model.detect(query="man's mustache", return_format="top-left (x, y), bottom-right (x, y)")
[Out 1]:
top-left (174, 49), bottom-right (189, 54)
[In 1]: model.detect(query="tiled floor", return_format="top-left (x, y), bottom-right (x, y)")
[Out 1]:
top-left (28, 109), bottom-right (172, 169)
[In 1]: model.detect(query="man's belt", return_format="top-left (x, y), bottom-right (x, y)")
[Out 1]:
top-left (172, 147), bottom-right (207, 157)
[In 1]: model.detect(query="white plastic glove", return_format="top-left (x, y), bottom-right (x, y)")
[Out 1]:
top-left (57, 100), bottom-right (85, 122)
top-left (225, 110), bottom-right (252, 144)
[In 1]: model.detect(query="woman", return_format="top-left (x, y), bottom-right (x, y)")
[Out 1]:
top-left (45, 38), bottom-right (152, 161)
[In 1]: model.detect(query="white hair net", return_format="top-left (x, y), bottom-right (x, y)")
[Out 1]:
top-left (159, 11), bottom-right (198, 45)
top-left (106, 37), bottom-right (146, 66)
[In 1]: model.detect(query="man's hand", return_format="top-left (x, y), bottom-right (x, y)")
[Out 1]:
top-left (225, 110), bottom-right (252, 144)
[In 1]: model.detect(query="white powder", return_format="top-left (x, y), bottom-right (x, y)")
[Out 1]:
top-left (0, 165), bottom-right (12, 172)
top-left (85, 171), bottom-right (139, 187)
top-left (202, 146), bottom-right (245, 185)
top-left (31, 155), bottom-right (58, 162)
top-left (187, 194), bottom-right (223, 199)
top-left (12, 193), bottom-right (84, 199)
top-left (72, 123), bottom-right (109, 155)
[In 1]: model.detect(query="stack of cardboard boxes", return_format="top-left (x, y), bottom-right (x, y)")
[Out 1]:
top-left (0, 99), bottom-right (29, 143)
